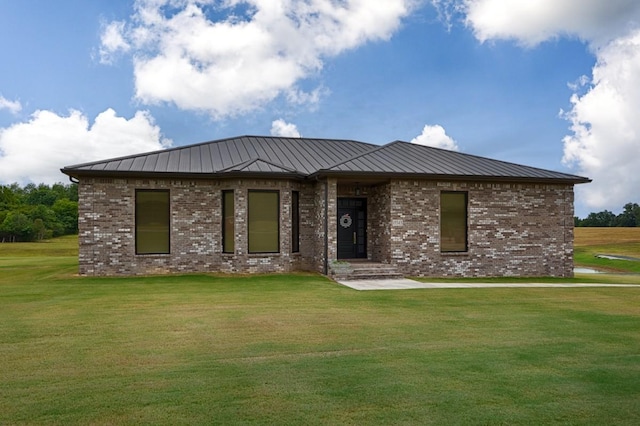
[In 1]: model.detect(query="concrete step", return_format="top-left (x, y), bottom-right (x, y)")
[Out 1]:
top-left (329, 261), bottom-right (403, 281)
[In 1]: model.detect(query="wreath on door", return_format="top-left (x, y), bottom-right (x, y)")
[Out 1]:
top-left (339, 213), bottom-right (352, 228)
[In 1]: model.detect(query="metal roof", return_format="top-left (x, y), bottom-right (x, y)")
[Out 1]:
top-left (61, 135), bottom-right (591, 184)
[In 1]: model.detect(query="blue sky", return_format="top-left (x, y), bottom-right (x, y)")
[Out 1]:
top-left (1, 1), bottom-right (639, 218)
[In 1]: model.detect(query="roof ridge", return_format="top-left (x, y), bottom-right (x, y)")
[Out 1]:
top-left (321, 140), bottom-right (396, 171)
top-left (218, 156), bottom-right (299, 173)
top-left (62, 135), bottom-right (374, 170)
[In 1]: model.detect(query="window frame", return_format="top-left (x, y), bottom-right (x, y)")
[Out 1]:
top-left (135, 189), bottom-right (170, 255)
top-left (440, 191), bottom-right (468, 253)
top-left (291, 190), bottom-right (300, 253)
top-left (248, 190), bottom-right (280, 254)
top-left (222, 190), bottom-right (235, 254)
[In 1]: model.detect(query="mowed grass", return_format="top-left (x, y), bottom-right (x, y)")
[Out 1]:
top-left (575, 227), bottom-right (640, 275)
top-left (1, 237), bottom-right (640, 424)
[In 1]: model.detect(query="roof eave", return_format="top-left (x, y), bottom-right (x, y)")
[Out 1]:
top-left (310, 170), bottom-right (592, 185)
top-left (60, 169), bottom-right (307, 181)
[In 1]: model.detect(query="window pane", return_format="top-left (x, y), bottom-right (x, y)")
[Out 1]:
top-left (292, 191), bottom-right (300, 253)
top-left (136, 190), bottom-right (170, 254)
top-left (222, 190), bottom-right (234, 253)
top-left (249, 191), bottom-right (279, 253)
top-left (440, 192), bottom-right (467, 252)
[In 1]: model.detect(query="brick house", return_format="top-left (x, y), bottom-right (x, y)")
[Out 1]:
top-left (61, 136), bottom-right (590, 278)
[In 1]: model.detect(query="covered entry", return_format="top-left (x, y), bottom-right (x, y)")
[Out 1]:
top-left (337, 198), bottom-right (367, 259)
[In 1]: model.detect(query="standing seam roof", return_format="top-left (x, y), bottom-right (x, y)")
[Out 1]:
top-left (60, 135), bottom-right (590, 183)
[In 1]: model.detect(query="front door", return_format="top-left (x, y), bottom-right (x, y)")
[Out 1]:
top-left (337, 198), bottom-right (367, 259)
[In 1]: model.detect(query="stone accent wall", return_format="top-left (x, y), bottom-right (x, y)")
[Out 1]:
top-left (387, 180), bottom-right (575, 277)
top-left (77, 177), bottom-right (316, 276)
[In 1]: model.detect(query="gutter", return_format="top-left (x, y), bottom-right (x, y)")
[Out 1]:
top-left (309, 170), bottom-right (592, 185)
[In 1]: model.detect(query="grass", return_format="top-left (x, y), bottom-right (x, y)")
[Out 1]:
top-left (574, 227), bottom-right (640, 275)
top-left (0, 234), bottom-right (639, 424)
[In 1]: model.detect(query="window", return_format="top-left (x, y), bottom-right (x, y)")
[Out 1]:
top-left (440, 192), bottom-right (467, 252)
top-left (248, 191), bottom-right (279, 253)
top-left (292, 191), bottom-right (300, 253)
top-left (222, 190), bottom-right (234, 253)
top-left (136, 190), bottom-right (170, 254)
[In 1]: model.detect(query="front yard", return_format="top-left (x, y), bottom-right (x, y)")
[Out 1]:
top-left (0, 235), bottom-right (639, 424)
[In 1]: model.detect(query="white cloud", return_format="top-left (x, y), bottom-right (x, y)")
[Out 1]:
top-left (436, 0), bottom-right (640, 211)
top-left (270, 119), bottom-right (301, 138)
top-left (562, 30), bottom-right (640, 209)
top-left (99, 21), bottom-right (131, 64)
top-left (101, 0), bottom-right (413, 118)
top-left (461, 0), bottom-right (640, 47)
top-left (0, 108), bottom-right (171, 185)
top-left (0, 95), bottom-right (22, 114)
top-left (411, 124), bottom-right (458, 151)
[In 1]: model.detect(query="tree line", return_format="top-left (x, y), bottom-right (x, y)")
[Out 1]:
top-left (575, 202), bottom-right (640, 227)
top-left (0, 183), bottom-right (78, 242)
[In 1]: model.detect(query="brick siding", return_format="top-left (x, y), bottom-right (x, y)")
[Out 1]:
top-left (77, 177), bottom-right (575, 277)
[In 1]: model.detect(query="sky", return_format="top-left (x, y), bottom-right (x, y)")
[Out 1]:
top-left (1, 0), bottom-right (639, 218)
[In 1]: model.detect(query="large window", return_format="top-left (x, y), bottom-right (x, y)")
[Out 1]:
top-left (292, 191), bottom-right (300, 253)
top-left (136, 190), bottom-right (170, 254)
top-left (248, 191), bottom-right (280, 253)
top-left (440, 191), bottom-right (468, 252)
top-left (222, 190), bottom-right (234, 253)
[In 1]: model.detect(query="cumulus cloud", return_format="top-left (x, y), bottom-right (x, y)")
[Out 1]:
top-left (435, 0), bottom-right (640, 211)
top-left (411, 124), bottom-right (458, 151)
top-left (270, 119), bottom-right (301, 138)
top-left (0, 95), bottom-right (22, 114)
top-left (99, 21), bottom-right (131, 64)
top-left (562, 30), bottom-right (640, 209)
top-left (0, 108), bottom-right (171, 185)
top-left (101, 0), bottom-right (413, 118)
top-left (460, 0), bottom-right (640, 47)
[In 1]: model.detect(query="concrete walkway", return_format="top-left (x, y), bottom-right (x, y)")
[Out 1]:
top-left (336, 278), bottom-right (640, 291)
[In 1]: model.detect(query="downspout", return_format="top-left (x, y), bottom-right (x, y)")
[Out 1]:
top-left (323, 178), bottom-right (329, 275)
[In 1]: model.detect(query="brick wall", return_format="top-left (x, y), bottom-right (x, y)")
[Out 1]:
top-left (78, 176), bottom-right (576, 278)
top-left (78, 177), bottom-right (317, 276)
top-left (387, 180), bottom-right (575, 277)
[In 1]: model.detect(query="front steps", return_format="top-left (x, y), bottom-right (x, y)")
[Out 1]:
top-left (329, 260), bottom-right (403, 281)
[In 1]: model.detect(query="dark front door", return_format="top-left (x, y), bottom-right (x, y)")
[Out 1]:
top-left (337, 198), bottom-right (367, 259)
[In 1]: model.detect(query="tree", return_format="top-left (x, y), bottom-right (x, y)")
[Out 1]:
top-left (0, 185), bottom-right (18, 210)
top-left (580, 210), bottom-right (617, 227)
top-left (27, 204), bottom-right (63, 237)
top-left (0, 182), bottom-right (78, 242)
top-left (24, 183), bottom-right (58, 206)
top-left (32, 218), bottom-right (51, 240)
top-left (0, 212), bottom-right (34, 242)
top-left (615, 202), bottom-right (640, 227)
top-left (52, 199), bottom-right (79, 234)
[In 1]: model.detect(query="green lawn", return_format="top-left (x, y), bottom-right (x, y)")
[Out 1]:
top-left (574, 227), bottom-right (640, 275)
top-left (1, 237), bottom-right (639, 424)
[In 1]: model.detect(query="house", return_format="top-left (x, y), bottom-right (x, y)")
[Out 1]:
top-left (61, 135), bottom-right (590, 278)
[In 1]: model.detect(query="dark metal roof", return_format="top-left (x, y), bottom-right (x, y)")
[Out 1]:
top-left (61, 135), bottom-right (591, 184)
top-left (315, 141), bottom-right (589, 182)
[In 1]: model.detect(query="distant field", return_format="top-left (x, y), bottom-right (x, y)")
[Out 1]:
top-left (574, 227), bottom-right (640, 275)
top-left (0, 234), bottom-right (78, 257)
top-left (575, 227), bottom-right (640, 248)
